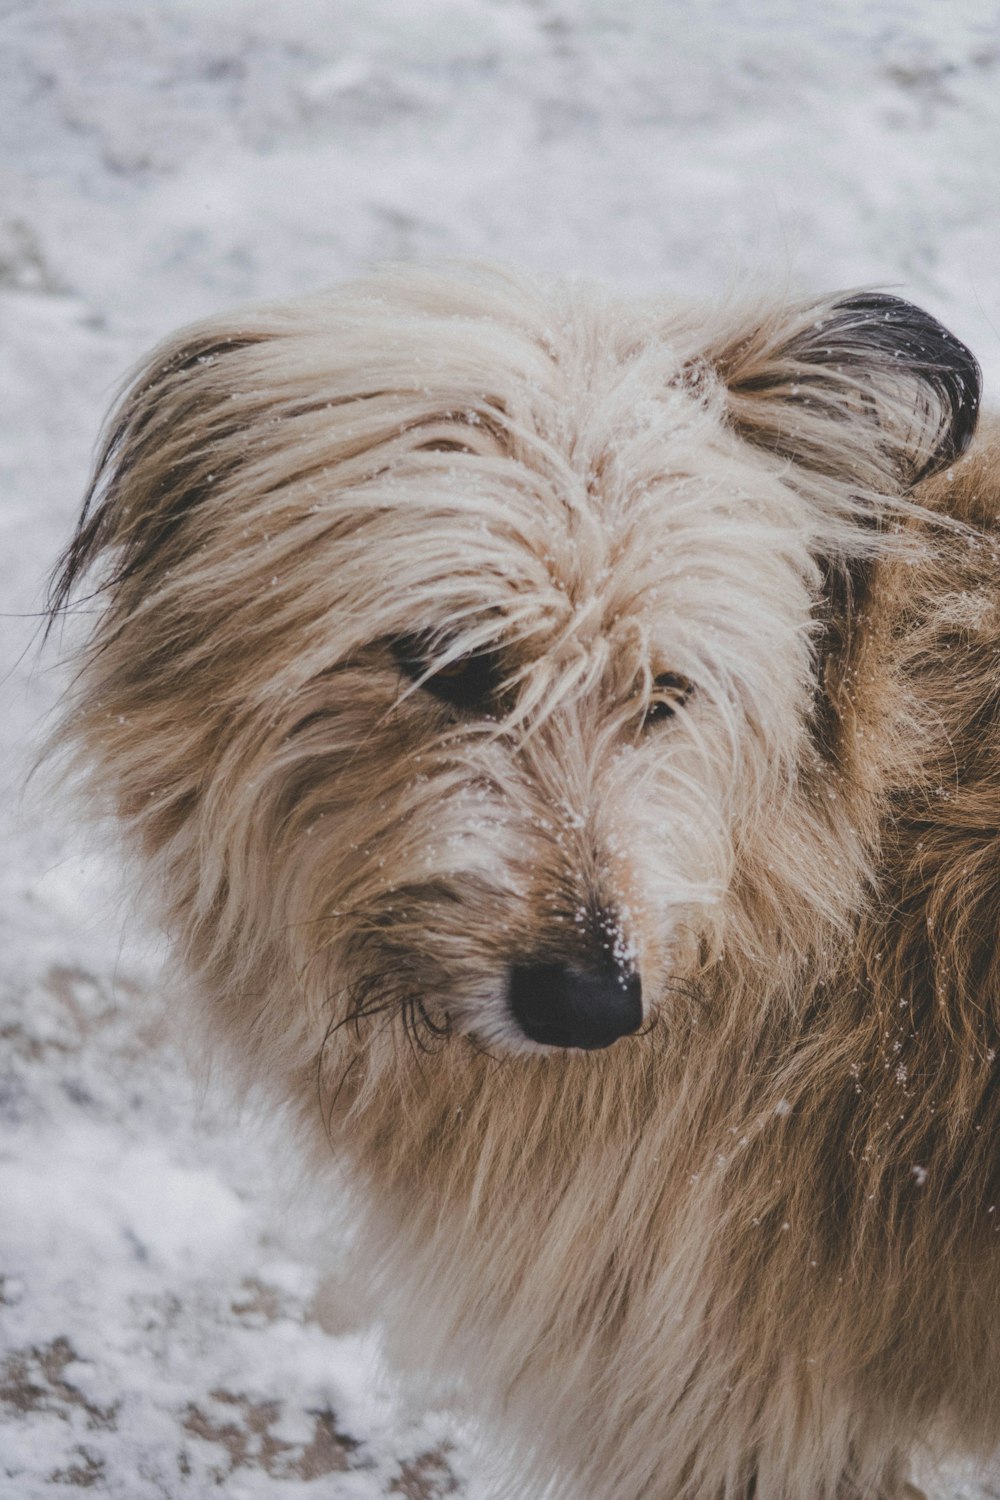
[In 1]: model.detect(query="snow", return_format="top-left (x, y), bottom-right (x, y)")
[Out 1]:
top-left (1, 0), bottom-right (999, 1495)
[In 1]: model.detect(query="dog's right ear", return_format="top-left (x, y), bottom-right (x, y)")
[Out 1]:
top-left (47, 322), bottom-right (272, 626)
top-left (711, 291), bottom-right (981, 504)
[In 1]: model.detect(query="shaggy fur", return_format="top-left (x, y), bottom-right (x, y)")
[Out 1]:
top-left (49, 264), bottom-right (1000, 1500)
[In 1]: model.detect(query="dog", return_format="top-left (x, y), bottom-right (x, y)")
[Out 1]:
top-left (49, 264), bottom-right (1000, 1500)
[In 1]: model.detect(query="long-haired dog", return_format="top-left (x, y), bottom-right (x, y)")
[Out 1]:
top-left (49, 264), bottom-right (1000, 1500)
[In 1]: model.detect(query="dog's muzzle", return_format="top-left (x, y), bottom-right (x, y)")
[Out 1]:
top-left (507, 961), bottom-right (643, 1050)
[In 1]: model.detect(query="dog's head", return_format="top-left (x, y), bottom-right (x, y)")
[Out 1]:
top-left (50, 266), bottom-right (979, 1079)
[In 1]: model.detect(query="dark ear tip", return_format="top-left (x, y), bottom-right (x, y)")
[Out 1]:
top-left (829, 292), bottom-right (982, 481)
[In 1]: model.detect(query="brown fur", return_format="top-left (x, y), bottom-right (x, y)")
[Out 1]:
top-left (49, 266), bottom-right (999, 1499)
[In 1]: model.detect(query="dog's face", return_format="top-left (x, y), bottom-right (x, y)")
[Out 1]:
top-left (269, 337), bottom-right (823, 1060)
top-left (51, 268), bottom-right (978, 1078)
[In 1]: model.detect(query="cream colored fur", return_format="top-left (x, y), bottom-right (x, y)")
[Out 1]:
top-left (50, 265), bottom-right (1000, 1500)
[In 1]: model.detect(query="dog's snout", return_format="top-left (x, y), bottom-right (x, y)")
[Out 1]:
top-left (507, 962), bottom-right (643, 1050)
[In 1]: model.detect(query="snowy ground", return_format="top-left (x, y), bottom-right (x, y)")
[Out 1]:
top-left (2, 1), bottom-right (1000, 1495)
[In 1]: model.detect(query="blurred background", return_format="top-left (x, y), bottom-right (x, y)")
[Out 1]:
top-left (2, 2), bottom-right (999, 1494)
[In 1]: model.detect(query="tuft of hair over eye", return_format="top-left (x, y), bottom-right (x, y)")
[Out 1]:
top-left (642, 672), bottom-right (695, 728)
top-left (391, 636), bottom-right (506, 714)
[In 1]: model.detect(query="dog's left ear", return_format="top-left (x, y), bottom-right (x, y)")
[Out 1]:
top-left (710, 294), bottom-right (981, 757)
top-left (715, 292), bottom-right (981, 494)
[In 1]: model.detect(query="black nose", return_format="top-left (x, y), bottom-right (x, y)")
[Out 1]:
top-left (507, 962), bottom-right (643, 1050)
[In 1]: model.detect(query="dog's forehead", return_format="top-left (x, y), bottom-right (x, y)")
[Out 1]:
top-left (383, 375), bottom-right (796, 662)
top-left (242, 278), bottom-right (816, 685)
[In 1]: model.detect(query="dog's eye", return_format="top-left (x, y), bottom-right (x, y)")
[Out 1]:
top-left (642, 672), bottom-right (694, 727)
top-left (392, 638), bottom-right (503, 713)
